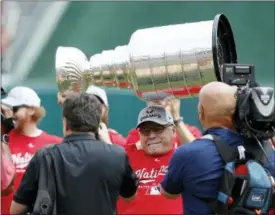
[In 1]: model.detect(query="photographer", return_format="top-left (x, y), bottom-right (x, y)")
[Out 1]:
top-left (1, 88), bottom-right (15, 196)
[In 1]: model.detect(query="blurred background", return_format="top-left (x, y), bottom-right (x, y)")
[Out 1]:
top-left (1, 1), bottom-right (274, 137)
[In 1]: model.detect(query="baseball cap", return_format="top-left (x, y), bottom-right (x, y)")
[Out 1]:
top-left (1, 86), bottom-right (41, 108)
top-left (136, 105), bottom-right (174, 128)
top-left (86, 85), bottom-right (108, 107)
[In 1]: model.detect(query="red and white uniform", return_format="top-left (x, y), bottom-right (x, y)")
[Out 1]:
top-left (117, 124), bottom-right (201, 214)
top-left (1, 130), bottom-right (62, 214)
top-left (117, 142), bottom-right (182, 214)
top-left (108, 129), bottom-right (126, 146)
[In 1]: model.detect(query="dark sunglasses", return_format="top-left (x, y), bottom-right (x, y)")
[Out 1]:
top-left (13, 105), bottom-right (29, 113)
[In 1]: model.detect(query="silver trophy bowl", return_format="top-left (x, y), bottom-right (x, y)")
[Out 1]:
top-left (127, 14), bottom-right (237, 101)
top-left (55, 46), bottom-right (90, 94)
top-left (58, 14), bottom-right (237, 101)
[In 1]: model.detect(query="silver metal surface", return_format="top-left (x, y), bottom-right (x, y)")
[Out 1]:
top-left (128, 20), bottom-right (216, 101)
top-left (89, 46), bottom-right (131, 89)
top-left (55, 46), bottom-right (90, 94)
top-left (69, 14), bottom-right (236, 101)
top-left (113, 45), bottom-right (131, 89)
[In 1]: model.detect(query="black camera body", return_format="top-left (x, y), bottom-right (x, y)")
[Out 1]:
top-left (1, 87), bottom-right (15, 136)
top-left (221, 64), bottom-right (275, 140)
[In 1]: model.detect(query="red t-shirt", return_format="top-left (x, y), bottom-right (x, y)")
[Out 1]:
top-left (1, 129), bottom-right (62, 214)
top-left (126, 124), bottom-right (202, 145)
top-left (108, 129), bottom-right (126, 146)
top-left (117, 143), bottom-right (183, 214)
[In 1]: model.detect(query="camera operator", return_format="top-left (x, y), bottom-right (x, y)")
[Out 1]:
top-left (160, 82), bottom-right (246, 214)
top-left (1, 88), bottom-right (15, 196)
top-left (160, 81), bottom-right (275, 214)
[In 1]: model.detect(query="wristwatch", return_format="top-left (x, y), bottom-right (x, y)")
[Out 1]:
top-left (174, 117), bottom-right (183, 125)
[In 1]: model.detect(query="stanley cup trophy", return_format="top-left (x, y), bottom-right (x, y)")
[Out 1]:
top-left (55, 14), bottom-right (237, 101)
top-left (55, 46), bottom-right (90, 94)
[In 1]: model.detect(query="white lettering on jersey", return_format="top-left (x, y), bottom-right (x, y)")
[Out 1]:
top-left (135, 165), bottom-right (168, 180)
top-left (12, 152), bottom-right (34, 171)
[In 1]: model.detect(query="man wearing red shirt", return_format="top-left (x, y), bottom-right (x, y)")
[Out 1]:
top-left (86, 85), bottom-right (126, 146)
top-left (127, 99), bottom-right (202, 146)
top-left (117, 105), bottom-right (188, 214)
top-left (1, 86), bottom-right (62, 214)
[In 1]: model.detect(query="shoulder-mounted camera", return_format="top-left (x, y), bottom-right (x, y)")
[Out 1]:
top-left (222, 64), bottom-right (275, 141)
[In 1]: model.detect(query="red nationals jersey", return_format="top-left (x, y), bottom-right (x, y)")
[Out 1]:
top-left (1, 130), bottom-right (62, 214)
top-left (108, 129), bottom-right (126, 146)
top-left (116, 143), bottom-right (183, 214)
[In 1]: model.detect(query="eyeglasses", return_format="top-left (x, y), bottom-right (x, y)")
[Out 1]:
top-left (12, 105), bottom-right (28, 113)
top-left (138, 125), bottom-right (170, 136)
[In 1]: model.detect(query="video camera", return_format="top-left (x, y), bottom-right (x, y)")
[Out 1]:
top-left (221, 64), bottom-right (275, 141)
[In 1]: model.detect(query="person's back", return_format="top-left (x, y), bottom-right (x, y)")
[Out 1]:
top-left (51, 134), bottom-right (129, 215)
top-left (161, 82), bottom-right (242, 214)
top-left (172, 127), bottom-right (244, 214)
top-left (10, 93), bottom-right (138, 215)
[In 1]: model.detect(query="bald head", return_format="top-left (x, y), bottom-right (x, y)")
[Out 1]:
top-left (199, 82), bottom-right (237, 118)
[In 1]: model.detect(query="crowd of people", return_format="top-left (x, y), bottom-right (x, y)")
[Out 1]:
top-left (1, 82), bottom-right (275, 215)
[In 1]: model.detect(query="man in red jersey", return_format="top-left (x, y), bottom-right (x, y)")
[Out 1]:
top-left (1, 86), bottom-right (62, 214)
top-left (127, 98), bottom-right (202, 146)
top-left (117, 105), bottom-right (192, 214)
top-left (57, 85), bottom-right (126, 146)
